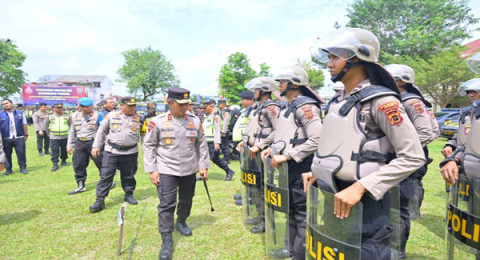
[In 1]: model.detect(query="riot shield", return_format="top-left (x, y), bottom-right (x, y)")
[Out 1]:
top-left (306, 185), bottom-right (362, 260)
top-left (408, 178), bottom-right (422, 219)
top-left (389, 185), bottom-right (402, 260)
top-left (240, 146), bottom-right (263, 226)
top-left (264, 157), bottom-right (290, 259)
top-left (446, 174), bottom-right (480, 259)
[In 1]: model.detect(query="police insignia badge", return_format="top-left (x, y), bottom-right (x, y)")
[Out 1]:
top-left (113, 125), bottom-right (119, 130)
top-left (148, 121), bottom-right (156, 133)
top-left (165, 138), bottom-right (172, 145)
top-left (184, 93), bottom-right (189, 99)
top-left (268, 106), bottom-right (277, 117)
top-left (409, 99), bottom-right (424, 114)
top-left (378, 101), bottom-right (403, 126)
top-left (168, 114), bottom-right (172, 121)
top-left (465, 125), bottom-right (471, 135)
top-left (302, 106), bottom-right (314, 119)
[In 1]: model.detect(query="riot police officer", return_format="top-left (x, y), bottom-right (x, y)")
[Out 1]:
top-left (88, 97), bottom-right (141, 213)
top-left (218, 100), bottom-right (231, 163)
top-left (47, 103), bottom-right (71, 171)
top-left (305, 28), bottom-right (425, 259)
top-left (202, 100), bottom-right (235, 181)
top-left (262, 66), bottom-right (323, 259)
top-left (67, 97), bottom-right (103, 195)
top-left (385, 64), bottom-right (434, 258)
top-left (33, 103), bottom-right (50, 156)
top-left (143, 88), bottom-right (210, 260)
top-left (238, 76), bottom-right (281, 234)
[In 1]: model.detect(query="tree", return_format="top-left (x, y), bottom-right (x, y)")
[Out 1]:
top-left (258, 63), bottom-right (270, 76)
top-left (117, 46), bottom-right (179, 101)
top-left (219, 52), bottom-right (257, 104)
top-left (387, 46), bottom-right (476, 108)
top-left (296, 59), bottom-right (325, 91)
top-left (0, 39), bottom-right (27, 97)
top-left (347, 0), bottom-right (478, 62)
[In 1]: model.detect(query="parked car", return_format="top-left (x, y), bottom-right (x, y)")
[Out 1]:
top-left (434, 109), bottom-right (460, 129)
top-left (440, 113), bottom-right (460, 139)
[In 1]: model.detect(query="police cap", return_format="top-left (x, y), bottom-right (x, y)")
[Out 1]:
top-left (121, 96), bottom-right (137, 105)
top-left (168, 87), bottom-right (190, 104)
top-left (239, 91), bottom-right (254, 100)
top-left (201, 100), bottom-right (214, 109)
top-left (54, 103), bottom-right (64, 108)
top-left (78, 97), bottom-right (93, 107)
top-left (218, 100), bottom-right (227, 104)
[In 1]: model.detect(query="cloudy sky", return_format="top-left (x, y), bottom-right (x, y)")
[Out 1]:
top-left (1, 0), bottom-right (479, 98)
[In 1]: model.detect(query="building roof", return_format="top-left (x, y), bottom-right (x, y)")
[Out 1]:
top-left (37, 75), bottom-right (110, 83)
top-left (462, 38), bottom-right (480, 58)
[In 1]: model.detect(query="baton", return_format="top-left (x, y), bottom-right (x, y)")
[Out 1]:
top-left (203, 179), bottom-right (215, 212)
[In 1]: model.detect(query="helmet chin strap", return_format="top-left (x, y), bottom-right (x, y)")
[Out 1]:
top-left (255, 90), bottom-right (270, 101)
top-left (280, 82), bottom-right (292, 97)
top-left (331, 60), bottom-right (364, 83)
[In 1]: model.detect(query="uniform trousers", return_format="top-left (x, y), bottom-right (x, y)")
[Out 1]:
top-left (207, 142), bottom-right (229, 172)
top-left (2, 137), bottom-right (26, 170)
top-left (72, 139), bottom-right (102, 182)
top-left (36, 131), bottom-right (50, 152)
top-left (157, 173), bottom-right (196, 233)
top-left (336, 179), bottom-right (392, 260)
top-left (287, 155), bottom-right (312, 260)
top-left (50, 138), bottom-right (68, 163)
top-left (220, 135), bottom-right (231, 163)
top-left (96, 151), bottom-right (137, 198)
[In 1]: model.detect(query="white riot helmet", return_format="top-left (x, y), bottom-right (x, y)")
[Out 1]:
top-left (458, 78), bottom-right (480, 96)
top-left (310, 28), bottom-right (380, 82)
top-left (385, 64), bottom-right (415, 84)
top-left (245, 76), bottom-right (277, 92)
top-left (467, 53), bottom-right (480, 74)
top-left (273, 66), bottom-right (309, 86)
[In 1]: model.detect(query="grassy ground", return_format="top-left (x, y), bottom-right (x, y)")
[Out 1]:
top-left (0, 126), bottom-right (460, 259)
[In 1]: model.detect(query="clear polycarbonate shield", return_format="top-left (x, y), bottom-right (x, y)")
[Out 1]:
top-left (458, 78), bottom-right (480, 96)
top-left (306, 185), bottom-right (362, 260)
top-left (389, 185), bottom-right (402, 260)
top-left (446, 174), bottom-right (480, 259)
top-left (310, 29), bottom-right (362, 64)
top-left (240, 146), bottom-right (263, 226)
top-left (408, 179), bottom-right (422, 220)
top-left (467, 53), bottom-right (480, 74)
top-left (264, 157), bottom-right (290, 259)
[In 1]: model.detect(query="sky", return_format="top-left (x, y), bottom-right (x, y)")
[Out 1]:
top-left (1, 0), bottom-right (479, 98)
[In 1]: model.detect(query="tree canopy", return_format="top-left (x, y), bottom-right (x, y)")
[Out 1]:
top-left (218, 52), bottom-right (258, 104)
top-left (0, 39), bottom-right (26, 97)
top-left (347, 0), bottom-right (478, 62)
top-left (117, 46), bottom-right (179, 101)
top-left (297, 59), bottom-right (325, 92)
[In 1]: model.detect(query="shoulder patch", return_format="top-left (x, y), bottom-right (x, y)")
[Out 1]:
top-left (267, 106), bottom-right (278, 117)
top-left (148, 121), bottom-right (156, 133)
top-left (408, 99), bottom-right (425, 114)
top-left (301, 106), bottom-right (314, 119)
top-left (378, 101), bottom-right (403, 126)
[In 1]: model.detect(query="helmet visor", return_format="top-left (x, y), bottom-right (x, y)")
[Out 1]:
top-left (467, 53), bottom-right (480, 74)
top-left (458, 78), bottom-right (480, 96)
top-left (310, 29), bottom-right (362, 64)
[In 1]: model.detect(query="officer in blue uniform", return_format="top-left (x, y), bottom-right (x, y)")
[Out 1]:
top-left (0, 99), bottom-right (28, 175)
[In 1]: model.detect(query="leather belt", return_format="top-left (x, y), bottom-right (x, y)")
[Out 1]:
top-left (107, 140), bottom-right (137, 151)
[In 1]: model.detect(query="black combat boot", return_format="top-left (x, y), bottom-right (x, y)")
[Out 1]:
top-left (175, 219), bottom-right (192, 236)
top-left (89, 197), bottom-right (105, 213)
top-left (51, 162), bottom-right (59, 171)
top-left (61, 160), bottom-right (70, 166)
top-left (225, 169), bottom-right (235, 181)
top-left (68, 181), bottom-right (86, 195)
top-left (39, 150), bottom-right (44, 156)
top-left (124, 194), bottom-right (138, 205)
top-left (251, 221), bottom-right (265, 233)
top-left (159, 232), bottom-right (173, 260)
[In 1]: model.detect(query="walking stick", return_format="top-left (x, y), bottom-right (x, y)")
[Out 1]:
top-left (203, 179), bottom-right (215, 212)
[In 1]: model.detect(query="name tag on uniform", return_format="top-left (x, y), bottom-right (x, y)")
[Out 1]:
top-left (186, 130), bottom-right (197, 138)
top-left (160, 130), bottom-right (175, 138)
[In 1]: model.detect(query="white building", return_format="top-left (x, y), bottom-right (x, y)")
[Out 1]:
top-left (37, 75), bottom-right (113, 105)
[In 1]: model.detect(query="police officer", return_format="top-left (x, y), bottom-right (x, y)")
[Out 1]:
top-left (0, 99), bottom-right (28, 175)
top-left (231, 91), bottom-right (255, 162)
top-left (202, 100), bottom-right (235, 181)
top-left (33, 103), bottom-right (50, 156)
top-left (305, 28), bottom-right (425, 259)
top-left (238, 76), bottom-right (281, 233)
top-left (218, 100), bottom-right (231, 163)
top-left (67, 97), bottom-right (103, 195)
top-left (385, 64), bottom-right (434, 258)
top-left (47, 103), bottom-right (71, 171)
top-left (98, 97), bottom-right (116, 122)
top-left (143, 88), bottom-right (210, 260)
top-left (441, 79), bottom-right (480, 158)
top-left (89, 97), bottom-right (141, 212)
top-left (0, 135), bottom-right (4, 171)
top-left (262, 67), bottom-right (323, 259)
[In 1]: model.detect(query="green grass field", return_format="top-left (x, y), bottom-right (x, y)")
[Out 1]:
top-left (0, 126), bottom-right (463, 259)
